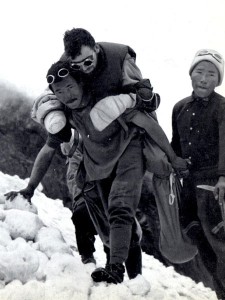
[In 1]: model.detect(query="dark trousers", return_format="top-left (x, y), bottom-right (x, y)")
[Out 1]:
top-left (95, 136), bottom-right (145, 264)
top-left (181, 176), bottom-right (225, 299)
top-left (71, 196), bottom-right (96, 257)
top-left (83, 181), bottom-right (142, 279)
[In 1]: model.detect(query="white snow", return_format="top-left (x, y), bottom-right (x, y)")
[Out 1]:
top-left (0, 171), bottom-right (218, 299)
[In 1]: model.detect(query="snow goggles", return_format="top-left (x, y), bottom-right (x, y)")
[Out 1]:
top-left (197, 50), bottom-right (223, 63)
top-left (70, 55), bottom-right (94, 70)
top-left (47, 68), bottom-right (69, 84)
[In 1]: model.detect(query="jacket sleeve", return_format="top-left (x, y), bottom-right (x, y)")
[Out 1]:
top-left (122, 54), bottom-right (160, 112)
top-left (218, 98), bottom-right (225, 176)
top-left (122, 53), bottom-right (143, 86)
top-left (171, 104), bottom-right (182, 157)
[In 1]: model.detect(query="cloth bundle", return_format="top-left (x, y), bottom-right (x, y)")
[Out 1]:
top-left (145, 140), bottom-right (198, 263)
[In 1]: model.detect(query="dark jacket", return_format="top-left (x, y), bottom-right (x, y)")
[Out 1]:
top-left (85, 42), bottom-right (136, 101)
top-left (171, 91), bottom-right (225, 177)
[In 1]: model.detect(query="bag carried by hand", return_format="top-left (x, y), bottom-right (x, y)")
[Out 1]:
top-left (153, 173), bottom-right (198, 263)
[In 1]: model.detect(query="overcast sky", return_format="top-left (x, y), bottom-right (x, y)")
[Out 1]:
top-left (0, 0), bottom-right (224, 137)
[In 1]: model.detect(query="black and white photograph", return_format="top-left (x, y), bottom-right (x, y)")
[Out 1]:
top-left (0, 0), bottom-right (225, 299)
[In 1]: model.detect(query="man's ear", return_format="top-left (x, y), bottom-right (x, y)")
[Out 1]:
top-left (94, 44), bottom-right (100, 54)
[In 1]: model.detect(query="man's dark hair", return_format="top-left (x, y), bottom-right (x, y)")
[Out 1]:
top-left (63, 28), bottom-right (96, 59)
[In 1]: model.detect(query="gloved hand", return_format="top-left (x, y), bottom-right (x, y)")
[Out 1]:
top-left (171, 157), bottom-right (190, 178)
top-left (4, 185), bottom-right (35, 203)
top-left (135, 79), bottom-right (161, 112)
top-left (135, 79), bottom-right (153, 99)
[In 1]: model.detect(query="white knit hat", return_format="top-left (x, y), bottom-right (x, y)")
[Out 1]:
top-left (189, 49), bottom-right (224, 86)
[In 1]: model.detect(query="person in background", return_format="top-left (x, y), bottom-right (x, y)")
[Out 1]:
top-left (171, 49), bottom-right (225, 299)
top-left (61, 131), bottom-right (97, 265)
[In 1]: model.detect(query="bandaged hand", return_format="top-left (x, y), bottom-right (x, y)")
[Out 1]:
top-left (90, 93), bottom-right (135, 131)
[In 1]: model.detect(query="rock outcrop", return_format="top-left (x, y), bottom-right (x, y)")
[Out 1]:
top-left (0, 83), bottom-right (70, 207)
